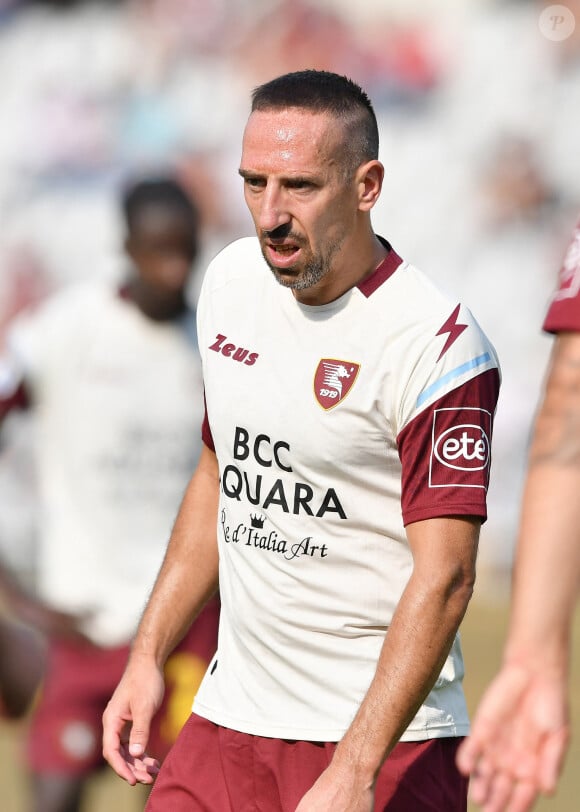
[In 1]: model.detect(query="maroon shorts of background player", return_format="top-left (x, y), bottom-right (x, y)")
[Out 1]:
top-left (146, 713), bottom-right (467, 812)
top-left (27, 596), bottom-right (220, 774)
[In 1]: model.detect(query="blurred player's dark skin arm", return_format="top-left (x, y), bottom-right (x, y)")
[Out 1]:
top-left (0, 561), bottom-right (90, 641)
top-left (0, 613), bottom-right (45, 718)
top-left (0, 403), bottom-right (75, 718)
top-left (102, 442), bottom-right (220, 785)
top-left (296, 515), bottom-right (480, 812)
top-left (0, 404), bottom-right (89, 642)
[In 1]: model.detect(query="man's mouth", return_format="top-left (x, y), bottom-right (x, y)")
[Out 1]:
top-left (266, 241), bottom-right (301, 267)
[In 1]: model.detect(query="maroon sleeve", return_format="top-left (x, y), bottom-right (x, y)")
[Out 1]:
top-left (0, 381), bottom-right (30, 421)
top-left (543, 220), bottom-right (580, 334)
top-left (397, 368), bottom-right (500, 526)
top-left (201, 392), bottom-right (215, 451)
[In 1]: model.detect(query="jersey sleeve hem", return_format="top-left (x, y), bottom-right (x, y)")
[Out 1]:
top-left (402, 503), bottom-right (487, 527)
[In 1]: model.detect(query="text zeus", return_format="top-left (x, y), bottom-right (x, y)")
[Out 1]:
top-left (221, 427), bottom-right (347, 519)
top-left (209, 333), bottom-right (259, 365)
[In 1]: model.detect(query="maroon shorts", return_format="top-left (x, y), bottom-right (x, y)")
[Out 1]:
top-left (146, 713), bottom-right (468, 811)
top-left (27, 596), bottom-right (220, 775)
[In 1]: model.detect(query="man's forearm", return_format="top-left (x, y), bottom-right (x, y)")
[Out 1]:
top-left (505, 334), bottom-right (580, 670)
top-left (333, 517), bottom-right (478, 781)
top-left (129, 445), bottom-right (220, 668)
top-left (504, 467), bottom-right (580, 674)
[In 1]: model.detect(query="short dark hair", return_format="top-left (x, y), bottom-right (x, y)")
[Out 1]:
top-left (121, 177), bottom-right (200, 235)
top-left (251, 70), bottom-right (379, 171)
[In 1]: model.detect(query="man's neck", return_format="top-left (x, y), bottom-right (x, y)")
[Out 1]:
top-left (123, 277), bottom-right (188, 322)
top-left (293, 233), bottom-right (389, 306)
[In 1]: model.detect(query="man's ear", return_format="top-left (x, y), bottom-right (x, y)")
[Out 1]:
top-left (357, 160), bottom-right (384, 212)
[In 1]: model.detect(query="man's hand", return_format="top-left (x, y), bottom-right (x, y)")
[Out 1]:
top-left (294, 761), bottom-right (374, 812)
top-left (102, 656), bottom-right (165, 785)
top-left (456, 661), bottom-right (570, 811)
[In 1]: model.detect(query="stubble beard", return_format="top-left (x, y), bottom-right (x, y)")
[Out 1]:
top-left (268, 256), bottom-right (327, 291)
top-left (263, 238), bottom-right (343, 292)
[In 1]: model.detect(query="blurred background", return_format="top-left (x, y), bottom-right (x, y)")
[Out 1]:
top-left (0, 0), bottom-right (579, 810)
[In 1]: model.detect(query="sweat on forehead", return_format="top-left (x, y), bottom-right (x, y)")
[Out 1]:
top-left (242, 109), bottom-right (360, 178)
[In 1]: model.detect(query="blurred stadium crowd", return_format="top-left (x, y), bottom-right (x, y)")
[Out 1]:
top-left (0, 0), bottom-right (579, 594)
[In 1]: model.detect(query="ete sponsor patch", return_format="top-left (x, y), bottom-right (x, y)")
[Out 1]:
top-left (429, 407), bottom-right (492, 489)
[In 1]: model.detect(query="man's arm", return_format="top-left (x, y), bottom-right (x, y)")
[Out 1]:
top-left (457, 332), bottom-right (580, 812)
top-left (0, 612), bottom-right (45, 718)
top-left (0, 558), bottom-right (92, 641)
top-left (0, 355), bottom-right (89, 717)
top-left (296, 515), bottom-right (479, 812)
top-left (102, 443), bottom-right (220, 785)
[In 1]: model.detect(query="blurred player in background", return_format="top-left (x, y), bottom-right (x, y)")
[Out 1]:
top-left (457, 218), bottom-right (580, 811)
top-left (0, 176), bottom-right (219, 812)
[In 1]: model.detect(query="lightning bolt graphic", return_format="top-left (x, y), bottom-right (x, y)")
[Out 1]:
top-left (435, 304), bottom-right (467, 362)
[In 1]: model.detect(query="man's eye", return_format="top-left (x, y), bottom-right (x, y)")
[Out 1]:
top-left (245, 178), bottom-right (265, 189)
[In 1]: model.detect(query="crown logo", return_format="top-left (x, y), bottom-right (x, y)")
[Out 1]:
top-left (250, 513), bottom-right (265, 529)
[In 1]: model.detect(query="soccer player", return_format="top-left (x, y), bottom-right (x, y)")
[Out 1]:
top-left (103, 70), bottom-right (500, 811)
top-left (457, 220), bottom-right (580, 812)
top-left (0, 176), bottom-right (219, 812)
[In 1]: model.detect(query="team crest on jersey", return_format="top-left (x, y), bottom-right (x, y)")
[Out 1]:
top-left (314, 359), bottom-right (360, 410)
top-left (554, 225), bottom-right (580, 301)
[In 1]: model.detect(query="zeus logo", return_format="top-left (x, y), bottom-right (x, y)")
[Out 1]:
top-left (209, 333), bottom-right (259, 366)
top-left (434, 425), bottom-right (490, 471)
top-left (436, 304), bottom-right (467, 362)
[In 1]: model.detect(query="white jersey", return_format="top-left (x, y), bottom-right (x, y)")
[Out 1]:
top-left (3, 281), bottom-right (204, 646)
top-left (193, 237), bottom-right (500, 742)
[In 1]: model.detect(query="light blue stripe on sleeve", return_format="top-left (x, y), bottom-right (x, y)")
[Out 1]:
top-left (416, 352), bottom-right (492, 408)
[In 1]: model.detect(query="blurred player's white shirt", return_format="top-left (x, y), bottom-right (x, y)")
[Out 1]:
top-left (3, 281), bottom-right (203, 646)
top-left (193, 237), bottom-right (500, 742)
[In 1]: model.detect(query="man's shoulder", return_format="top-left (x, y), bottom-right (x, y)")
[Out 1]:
top-left (10, 278), bottom-right (113, 340)
top-left (370, 259), bottom-right (498, 373)
top-left (3, 279), bottom-right (117, 384)
top-left (374, 258), bottom-right (462, 328)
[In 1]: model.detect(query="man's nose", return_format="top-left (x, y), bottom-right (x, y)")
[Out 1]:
top-left (256, 185), bottom-right (291, 233)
